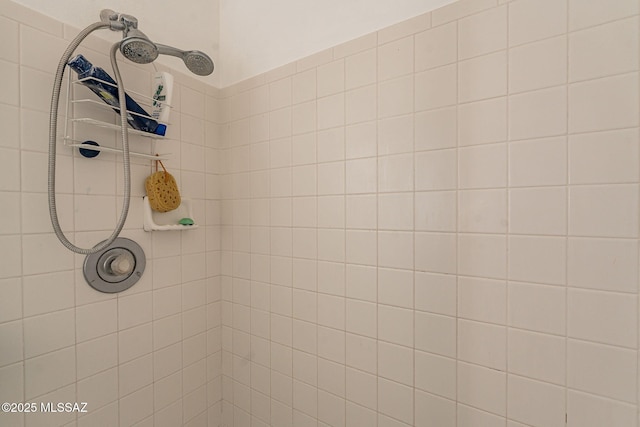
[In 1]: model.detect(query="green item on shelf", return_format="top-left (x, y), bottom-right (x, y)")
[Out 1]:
top-left (179, 217), bottom-right (195, 226)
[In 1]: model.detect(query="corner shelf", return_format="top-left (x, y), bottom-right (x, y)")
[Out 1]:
top-left (143, 196), bottom-right (199, 231)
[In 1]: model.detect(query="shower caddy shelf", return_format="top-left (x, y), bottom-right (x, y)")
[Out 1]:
top-left (62, 67), bottom-right (199, 231)
top-left (142, 196), bottom-right (199, 231)
top-left (62, 71), bottom-right (171, 160)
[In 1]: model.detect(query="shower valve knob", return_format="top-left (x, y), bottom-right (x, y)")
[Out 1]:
top-left (83, 238), bottom-right (145, 293)
top-left (111, 254), bottom-right (133, 275)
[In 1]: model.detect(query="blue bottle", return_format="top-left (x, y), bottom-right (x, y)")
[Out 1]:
top-left (67, 54), bottom-right (166, 136)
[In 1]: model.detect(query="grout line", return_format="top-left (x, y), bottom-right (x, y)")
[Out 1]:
top-left (288, 74), bottom-right (295, 425)
top-left (314, 63), bottom-right (321, 426)
top-left (453, 15), bottom-right (460, 425)
top-left (374, 29), bottom-right (381, 425)
top-left (247, 101), bottom-right (257, 424)
top-left (504, 3), bottom-right (513, 420)
top-left (564, 0), bottom-right (571, 424)
top-left (505, 1), bottom-right (511, 423)
top-left (636, 1), bottom-right (640, 422)
top-left (342, 54), bottom-right (348, 425)
top-left (409, 27), bottom-right (417, 427)
top-left (16, 20), bottom-right (28, 424)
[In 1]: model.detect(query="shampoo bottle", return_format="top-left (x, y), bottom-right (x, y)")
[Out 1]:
top-left (67, 54), bottom-right (166, 136)
top-left (151, 71), bottom-right (173, 124)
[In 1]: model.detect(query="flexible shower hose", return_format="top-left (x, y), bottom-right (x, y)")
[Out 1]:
top-left (49, 21), bottom-right (133, 254)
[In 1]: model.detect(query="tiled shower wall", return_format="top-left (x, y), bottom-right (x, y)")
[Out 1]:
top-left (0, 1), bottom-right (223, 426)
top-left (218, 0), bottom-right (640, 426)
top-left (2, 0), bottom-right (640, 426)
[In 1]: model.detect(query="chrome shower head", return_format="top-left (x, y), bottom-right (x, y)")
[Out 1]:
top-left (99, 10), bottom-right (214, 76)
top-left (120, 28), bottom-right (158, 64)
top-left (158, 44), bottom-right (215, 76)
top-left (100, 10), bottom-right (158, 64)
top-left (183, 50), bottom-right (215, 76)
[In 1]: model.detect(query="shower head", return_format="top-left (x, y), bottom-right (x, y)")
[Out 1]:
top-left (183, 51), bottom-right (215, 76)
top-left (99, 9), bottom-right (215, 76)
top-left (101, 10), bottom-right (158, 64)
top-left (120, 28), bottom-right (158, 64)
top-left (157, 44), bottom-right (215, 76)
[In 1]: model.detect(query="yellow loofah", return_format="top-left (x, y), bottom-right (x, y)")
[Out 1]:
top-left (145, 161), bottom-right (181, 212)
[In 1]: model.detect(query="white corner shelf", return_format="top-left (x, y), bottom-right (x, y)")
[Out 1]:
top-left (143, 196), bottom-right (199, 231)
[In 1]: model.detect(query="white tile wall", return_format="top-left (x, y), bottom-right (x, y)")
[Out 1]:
top-left (0, 0), bottom-right (223, 425)
top-left (3, 0), bottom-right (640, 426)
top-left (217, 0), bottom-right (640, 426)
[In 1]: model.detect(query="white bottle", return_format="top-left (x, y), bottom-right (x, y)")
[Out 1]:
top-left (151, 71), bottom-right (173, 124)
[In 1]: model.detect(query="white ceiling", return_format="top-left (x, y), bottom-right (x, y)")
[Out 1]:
top-left (12, 0), bottom-right (457, 88)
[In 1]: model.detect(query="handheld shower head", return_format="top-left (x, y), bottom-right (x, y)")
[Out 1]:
top-left (183, 51), bottom-right (215, 76)
top-left (157, 44), bottom-right (215, 76)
